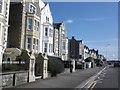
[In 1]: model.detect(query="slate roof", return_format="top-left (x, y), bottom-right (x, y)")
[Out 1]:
top-left (53, 23), bottom-right (62, 29)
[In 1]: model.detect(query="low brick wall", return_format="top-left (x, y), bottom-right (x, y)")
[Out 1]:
top-left (0, 71), bottom-right (28, 88)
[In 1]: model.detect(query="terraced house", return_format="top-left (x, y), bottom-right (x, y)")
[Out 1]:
top-left (39, 1), bottom-right (54, 56)
top-left (53, 22), bottom-right (68, 60)
top-left (77, 40), bottom-right (84, 61)
top-left (0, 0), bottom-right (10, 64)
top-left (7, 0), bottom-right (41, 55)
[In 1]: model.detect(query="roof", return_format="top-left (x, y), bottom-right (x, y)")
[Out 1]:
top-left (77, 40), bottom-right (82, 43)
top-left (4, 48), bottom-right (21, 55)
top-left (53, 23), bottom-right (62, 29)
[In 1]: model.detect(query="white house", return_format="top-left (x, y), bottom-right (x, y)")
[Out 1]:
top-left (0, 0), bottom-right (10, 64)
top-left (84, 45), bottom-right (89, 60)
top-left (39, 1), bottom-right (54, 56)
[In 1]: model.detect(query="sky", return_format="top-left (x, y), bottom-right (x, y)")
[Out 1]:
top-left (49, 2), bottom-right (118, 60)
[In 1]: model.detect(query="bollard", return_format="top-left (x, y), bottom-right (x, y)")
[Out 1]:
top-left (12, 73), bottom-right (16, 86)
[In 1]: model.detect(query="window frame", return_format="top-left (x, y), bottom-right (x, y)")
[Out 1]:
top-left (29, 3), bottom-right (37, 14)
top-left (33, 38), bottom-right (35, 49)
top-left (49, 28), bottom-right (53, 37)
top-left (44, 43), bottom-right (47, 53)
top-left (27, 37), bottom-right (31, 49)
top-left (28, 18), bottom-right (33, 30)
top-left (34, 20), bottom-right (39, 31)
top-left (62, 42), bottom-right (66, 50)
top-left (0, 0), bottom-right (2, 14)
top-left (45, 27), bottom-right (48, 36)
top-left (36, 39), bottom-right (38, 50)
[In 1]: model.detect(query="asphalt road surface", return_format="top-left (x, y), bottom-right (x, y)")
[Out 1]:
top-left (92, 66), bottom-right (120, 89)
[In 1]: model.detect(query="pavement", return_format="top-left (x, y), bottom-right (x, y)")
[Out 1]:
top-left (7, 67), bottom-right (105, 89)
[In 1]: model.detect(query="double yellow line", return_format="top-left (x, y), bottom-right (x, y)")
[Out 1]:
top-left (87, 81), bottom-right (97, 90)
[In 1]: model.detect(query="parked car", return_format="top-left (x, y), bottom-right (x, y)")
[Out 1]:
top-left (114, 62), bottom-right (120, 67)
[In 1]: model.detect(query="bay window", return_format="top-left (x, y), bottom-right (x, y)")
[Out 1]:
top-left (28, 18), bottom-right (32, 30)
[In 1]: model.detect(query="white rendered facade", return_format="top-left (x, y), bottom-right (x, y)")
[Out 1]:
top-left (84, 46), bottom-right (89, 59)
top-left (39, 1), bottom-right (54, 56)
top-left (64, 38), bottom-right (68, 60)
top-left (60, 22), bottom-right (68, 61)
top-left (0, 0), bottom-right (10, 64)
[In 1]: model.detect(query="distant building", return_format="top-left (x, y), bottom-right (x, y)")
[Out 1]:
top-left (68, 36), bottom-right (79, 60)
top-left (97, 54), bottom-right (105, 60)
top-left (77, 40), bottom-right (84, 61)
top-left (84, 45), bottom-right (90, 59)
top-left (89, 49), bottom-right (98, 59)
top-left (53, 22), bottom-right (68, 60)
top-left (7, 1), bottom-right (41, 54)
top-left (39, 1), bottom-right (54, 56)
top-left (0, 0), bottom-right (10, 64)
top-left (53, 24), bottom-right (59, 56)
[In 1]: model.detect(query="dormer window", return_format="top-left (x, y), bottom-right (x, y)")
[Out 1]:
top-left (46, 16), bottom-right (49, 23)
top-left (29, 3), bottom-right (36, 14)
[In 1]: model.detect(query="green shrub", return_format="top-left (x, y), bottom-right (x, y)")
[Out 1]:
top-left (16, 49), bottom-right (29, 70)
top-left (2, 64), bottom-right (19, 72)
top-left (48, 56), bottom-right (65, 77)
top-left (2, 49), bottom-right (30, 72)
top-left (85, 57), bottom-right (95, 62)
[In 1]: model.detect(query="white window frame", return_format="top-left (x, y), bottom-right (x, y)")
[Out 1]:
top-left (36, 39), bottom-right (38, 50)
top-left (33, 38), bottom-right (35, 50)
top-left (49, 28), bottom-right (53, 37)
top-left (49, 44), bottom-right (51, 53)
top-left (44, 43), bottom-right (47, 53)
top-left (51, 44), bottom-right (53, 53)
top-left (46, 16), bottom-right (49, 23)
top-left (0, 0), bottom-right (2, 14)
top-left (62, 42), bottom-right (66, 50)
top-left (44, 27), bottom-right (48, 36)
top-left (29, 3), bottom-right (36, 14)
top-left (34, 20), bottom-right (39, 31)
top-left (27, 37), bottom-right (31, 49)
top-left (28, 18), bottom-right (32, 30)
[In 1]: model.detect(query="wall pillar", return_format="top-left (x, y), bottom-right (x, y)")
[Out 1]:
top-left (42, 53), bottom-right (48, 79)
top-left (28, 52), bottom-right (35, 82)
top-left (36, 53), bottom-right (48, 79)
top-left (82, 61), bottom-right (86, 70)
top-left (71, 59), bottom-right (75, 72)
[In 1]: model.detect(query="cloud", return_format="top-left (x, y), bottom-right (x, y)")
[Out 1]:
top-left (66, 19), bottom-right (73, 24)
top-left (84, 17), bottom-right (105, 21)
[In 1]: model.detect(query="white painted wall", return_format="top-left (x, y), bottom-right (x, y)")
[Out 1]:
top-left (65, 38), bottom-right (68, 60)
top-left (39, 1), bottom-right (54, 56)
top-left (0, 0), bottom-right (10, 65)
top-left (84, 48), bottom-right (89, 59)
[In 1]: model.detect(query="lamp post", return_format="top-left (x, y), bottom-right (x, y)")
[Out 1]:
top-left (106, 44), bottom-right (110, 61)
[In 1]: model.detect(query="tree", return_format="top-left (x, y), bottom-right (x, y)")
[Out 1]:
top-left (85, 57), bottom-right (95, 62)
top-left (16, 49), bottom-right (30, 70)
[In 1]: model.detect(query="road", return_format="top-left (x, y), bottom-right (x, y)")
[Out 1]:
top-left (91, 66), bottom-right (120, 89)
top-left (3, 66), bottom-right (119, 90)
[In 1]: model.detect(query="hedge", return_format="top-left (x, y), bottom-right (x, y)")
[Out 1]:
top-left (48, 56), bottom-right (65, 77)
